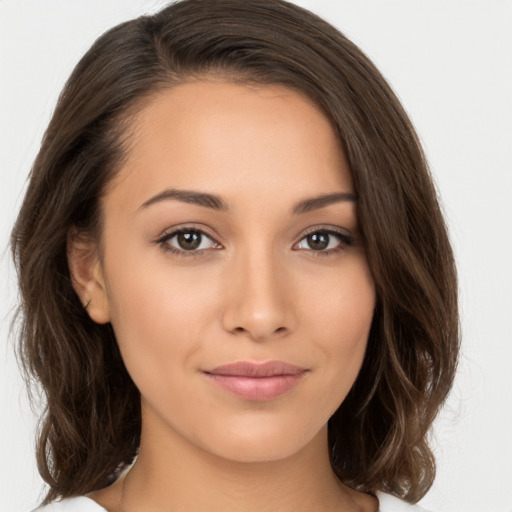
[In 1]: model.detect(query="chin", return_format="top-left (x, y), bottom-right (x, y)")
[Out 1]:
top-left (195, 418), bottom-right (326, 464)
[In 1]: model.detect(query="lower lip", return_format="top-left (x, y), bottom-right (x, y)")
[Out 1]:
top-left (205, 373), bottom-right (306, 401)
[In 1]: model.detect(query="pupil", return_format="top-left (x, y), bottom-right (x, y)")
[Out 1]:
top-left (178, 231), bottom-right (201, 250)
top-left (308, 232), bottom-right (329, 250)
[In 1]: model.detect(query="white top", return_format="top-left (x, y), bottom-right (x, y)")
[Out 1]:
top-left (34, 492), bottom-right (431, 511)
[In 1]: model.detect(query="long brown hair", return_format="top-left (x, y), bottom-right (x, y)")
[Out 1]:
top-left (11, 0), bottom-right (459, 505)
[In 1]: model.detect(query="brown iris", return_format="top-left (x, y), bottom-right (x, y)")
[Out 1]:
top-left (177, 231), bottom-right (202, 250)
top-left (306, 232), bottom-right (330, 250)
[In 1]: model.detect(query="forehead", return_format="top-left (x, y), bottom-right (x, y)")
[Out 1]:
top-left (106, 81), bottom-right (353, 213)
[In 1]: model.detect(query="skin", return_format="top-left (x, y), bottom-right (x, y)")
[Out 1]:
top-left (69, 81), bottom-right (378, 512)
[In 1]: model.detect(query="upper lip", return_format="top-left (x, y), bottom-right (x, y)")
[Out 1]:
top-left (205, 361), bottom-right (307, 378)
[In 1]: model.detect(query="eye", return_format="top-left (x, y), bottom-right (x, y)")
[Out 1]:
top-left (294, 229), bottom-right (352, 254)
top-left (157, 227), bottom-right (221, 256)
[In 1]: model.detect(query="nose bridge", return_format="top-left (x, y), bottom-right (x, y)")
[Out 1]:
top-left (221, 241), bottom-right (293, 340)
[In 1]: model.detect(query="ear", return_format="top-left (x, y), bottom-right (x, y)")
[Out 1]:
top-left (67, 227), bottom-right (111, 324)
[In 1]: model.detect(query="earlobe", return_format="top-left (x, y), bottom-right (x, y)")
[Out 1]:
top-left (67, 227), bottom-right (111, 324)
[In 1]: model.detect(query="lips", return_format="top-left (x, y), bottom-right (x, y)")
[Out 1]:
top-left (203, 361), bottom-right (308, 401)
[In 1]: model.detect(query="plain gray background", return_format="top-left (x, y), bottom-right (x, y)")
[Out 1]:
top-left (1, 1), bottom-right (511, 511)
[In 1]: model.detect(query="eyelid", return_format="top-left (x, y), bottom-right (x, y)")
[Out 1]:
top-left (293, 225), bottom-right (354, 254)
top-left (298, 224), bottom-right (352, 239)
top-left (155, 224), bottom-right (223, 257)
top-left (154, 223), bottom-right (353, 258)
top-left (296, 225), bottom-right (353, 245)
top-left (156, 223), bottom-right (220, 242)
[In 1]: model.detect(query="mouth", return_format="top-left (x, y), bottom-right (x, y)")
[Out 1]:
top-left (203, 361), bottom-right (309, 401)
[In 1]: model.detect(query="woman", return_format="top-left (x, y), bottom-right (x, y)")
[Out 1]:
top-left (11, 0), bottom-right (459, 510)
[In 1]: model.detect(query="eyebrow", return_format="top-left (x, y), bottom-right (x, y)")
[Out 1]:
top-left (292, 192), bottom-right (357, 214)
top-left (138, 189), bottom-right (356, 214)
top-left (139, 189), bottom-right (228, 211)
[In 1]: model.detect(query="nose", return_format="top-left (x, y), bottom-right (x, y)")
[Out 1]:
top-left (221, 247), bottom-right (296, 342)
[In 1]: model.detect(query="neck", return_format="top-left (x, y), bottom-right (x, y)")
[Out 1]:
top-left (91, 406), bottom-right (376, 512)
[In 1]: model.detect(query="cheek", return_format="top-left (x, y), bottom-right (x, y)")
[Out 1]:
top-left (302, 256), bottom-right (375, 340)
top-left (105, 233), bottom-right (219, 327)
top-left (102, 250), bottom-right (219, 390)
top-left (300, 257), bottom-right (375, 387)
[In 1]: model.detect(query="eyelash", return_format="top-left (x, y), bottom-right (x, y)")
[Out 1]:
top-left (156, 226), bottom-right (219, 258)
top-left (155, 226), bottom-right (353, 259)
top-left (298, 227), bottom-right (353, 257)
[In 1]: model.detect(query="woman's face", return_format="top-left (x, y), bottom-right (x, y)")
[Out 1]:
top-left (88, 81), bottom-right (375, 462)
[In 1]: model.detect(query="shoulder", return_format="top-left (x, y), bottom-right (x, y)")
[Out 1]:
top-left (377, 492), bottom-right (432, 511)
top-left (33, 496), bottom-right (107, 512)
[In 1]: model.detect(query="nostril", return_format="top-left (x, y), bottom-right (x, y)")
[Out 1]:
top-left (229, 325), bottom-right (288, 340)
